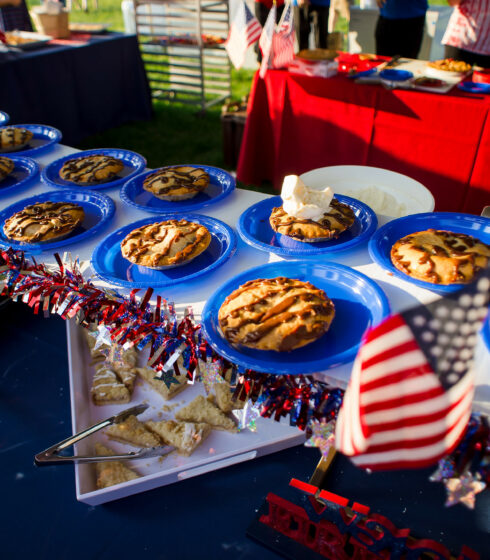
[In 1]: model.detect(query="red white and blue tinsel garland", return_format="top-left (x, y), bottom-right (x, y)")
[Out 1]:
top-left (0, 248), bottom-right (488, 508)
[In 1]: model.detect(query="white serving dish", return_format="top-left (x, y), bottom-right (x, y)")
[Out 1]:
top-left (300, 165), bottom-right (435, 221)
top-left (425, 64), bottom-right (468, 81)
top-left (5, 30), bottom-right (53, 50)
top-left (66, 319), bottom-right (305, 505)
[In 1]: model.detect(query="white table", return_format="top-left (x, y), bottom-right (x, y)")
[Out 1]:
top-left (3, 144), bottom-right (489, 409)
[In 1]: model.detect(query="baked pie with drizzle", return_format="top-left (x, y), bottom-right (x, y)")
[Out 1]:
top-left (59, 155), bottom-right (124, 185)
top-left (0, 156), bottom-right (15, 181)
top-left (120, 219), bottom-right (211, 269)
top-left (0, 127), bottom-right (33, 153)
top-left (3, 201), bottom-right (85, 243)
top-left (143, 166), bottom-right (209, 201)
top-left (391, 229), bottom-right (490, 285)
top-left (218, 277), bottom-right (335, 352)
top-left (269, 198), bottom-right (355, 242)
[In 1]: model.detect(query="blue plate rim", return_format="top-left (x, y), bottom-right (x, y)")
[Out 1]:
top-left (457, 81), bottom-right (490, 94)
top-left (0, 111), bottom-right (9, 125)
top-left (201, 260), bottom-right (390, 374)
top-left (379, 69), bottom-right (414, 81)
top-left (0, 188), bottom-right (115, 253)
top-left (119, 163), bottom-right (236, 213)
top-left (368, 211), bottom-right (490, 294)
top-left (237, 194), bottom-right (378, 256)
top-left (91, 212), bottom-right (237, 289)
top-left (0, 124), bottom-right (62, 157)
top-left (40, 147), bottom-right (147, 191)
top-left (0, 155), bottom-right (40, 196)
top-left (482, 313), bottom-right (490, 352)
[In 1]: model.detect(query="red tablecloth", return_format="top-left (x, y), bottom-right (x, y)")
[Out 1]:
top-left (237, 70), bottom-right (490, 214)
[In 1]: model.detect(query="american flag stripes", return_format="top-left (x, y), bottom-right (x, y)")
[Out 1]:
top-left (259, 3), bottom-right (276, 78)
top-left (336, 271), bottom-right (490, 471)
top-left (271, 1), bottom-right (295, 69)
top-left (225, 0), bottom-right (262, 70)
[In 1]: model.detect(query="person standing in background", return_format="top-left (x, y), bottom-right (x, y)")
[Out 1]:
top-left (0, 0), bottom-right (32, 32)
top-left (442, 0), bottom-right (490, 67)
top-left (296, 0), bottom-right (330, 51)
top-left (375, 0), bottom-right (428, 59)
top-left (255, 0), bottom-right (285, 61)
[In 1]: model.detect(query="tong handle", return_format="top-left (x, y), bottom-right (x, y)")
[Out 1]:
top-left (35, 446), bottom-right (174, 466)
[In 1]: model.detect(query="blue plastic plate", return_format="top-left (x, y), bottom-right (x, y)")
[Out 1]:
top-left (457, 81), bottom-right (490, 94)
top-left (347, 68), bottom-right (378, 79)
top-left (0, 112), bottom-right (9, 125)
top-left (369, 212), bottom-right (490, 294)
top-left (237, 195), bottom-right (377, 257)
top-left (0, 156), bottom-right (40, 196)
top-left (120, 164), bottom-right (235, 213)
top-left (379, 69), bottom-right (413, 82)
top-left (0, 189), bottom-right (115, 253)
top-left (482, 313), bottom-right (490, 352)
top-left (0, 124), bottom-right (62, 157)
top-left (201, 261), bottom-right (390, 374)
top-left (91, 213), bottom-right (237, 289)
top-left (41, 148), bottom-right (147, 191)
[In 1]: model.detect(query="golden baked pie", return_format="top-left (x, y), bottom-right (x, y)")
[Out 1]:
top-left (59, 155), bottom-right (124, 185)
top-left (0, 127), bottom-right (33, 153)
top-left (120, 219), bottom-right (211, 269)
top-left (270, 199), bottom-right (355, 242)
top-left (427, 59), bottom-right (471, 73)
top-left (0, 156), bottom-right (15, 181)
top-left (297, 48), bottom-right (337, 61)
top-left (391, 229), bottom-right (490, 285)
top-left (218, 277), bottom-right (335, 352)
top-left (143, 166), bottom-right (209, 201)
top-left (3, 201), bottom-right (85, 243)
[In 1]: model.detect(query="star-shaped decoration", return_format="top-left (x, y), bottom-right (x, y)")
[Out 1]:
top-left (444, 473), bottom-right (486, 509)
top-left (154, 369), bottom-right (181, 389)
top-left (305, 420), bottom-right (336, 457)
top-left (232, 396), bottom-right (263, 432)
top-left (201, 361), bottom-right (226, 394)
top-left (429, 458), bottom-right (456, 482)
top-left (93, 325), bottom-right (112, 351)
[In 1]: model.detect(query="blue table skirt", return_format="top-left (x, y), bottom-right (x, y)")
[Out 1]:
top-left (0, 33), bottom-right (153, 145)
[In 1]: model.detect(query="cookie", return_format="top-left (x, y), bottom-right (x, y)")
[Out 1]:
top-left (95, 443), bottom-right (140, 489)
top-left (143, 166), bottom-right (209, 201)
top-left (0, 156), bottom-right (14, 181)
top-left (3, 201), bottom-right (85, 243)
top-left (391, 229), bottom-right (490, 285)
top-left (269, 198), bottom-right (355, 242)
top-left (120, 219), bottom-right (211, 269)
top-left (0, 127), bottom-right (33, 153)
top-left (218, 277), bottom-right (335, 352)
top-left (59, 155), bottom-right (124, 185)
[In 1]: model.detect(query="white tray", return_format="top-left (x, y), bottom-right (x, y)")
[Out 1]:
top-left (66, 319), bottom-right (305, 505)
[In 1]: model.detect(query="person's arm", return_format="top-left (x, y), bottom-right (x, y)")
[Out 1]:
top-left (447, 0), bottom-right (462, 5)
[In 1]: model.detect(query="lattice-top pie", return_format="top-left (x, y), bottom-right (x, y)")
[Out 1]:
top-left (143, 166), bottom-right (209, 201)
top-left (120, 219), bottom-right (211, 268)
top-left (218, 277), bottom-right (335, 352)
top-left (391, 229), bottom-right (490, 285)
top-left (0, 156), bottom-right (15, 181)
top-left (3, 201), bottom-right (85, 243)
top-left (0, 127), bottom-right (33, 153)
top-left (59, 155), bottom-right (124, 185)
top-left (270, 198), bottom-right (355, 242)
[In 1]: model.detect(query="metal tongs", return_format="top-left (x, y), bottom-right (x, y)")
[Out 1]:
top-left (35, 404), bottom-right (174, 466)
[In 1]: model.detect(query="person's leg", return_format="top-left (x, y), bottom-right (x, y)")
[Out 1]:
top-left (399, 15), bottom-right (425, 59)
top-left (254, 2), bottom-right (269, 63)
top-left (444, 44), bottom-right (490, 67)
top-left (298, 5), bottom-right (311, 51)
top-left (314, 5), bottom-right (329, 49)
top-left (375, 15), bottom-right (396, 57)
top-left (376, 15), bottom-right (425, 58)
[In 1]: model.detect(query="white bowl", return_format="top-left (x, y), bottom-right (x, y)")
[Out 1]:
top-left (300, 165), bottom-right (435, 222)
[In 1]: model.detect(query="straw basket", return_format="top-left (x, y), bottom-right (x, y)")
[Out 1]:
top-left (30, 8), bottom-right (70, 39)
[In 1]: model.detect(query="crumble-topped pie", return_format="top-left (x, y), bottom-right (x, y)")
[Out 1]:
top-left (390, 229), bottom-right (490, 285)
top-left (59, 155), bottom-right (124, 185)
top-left (143, 166), bottom-right (209, 201)
top-left (427, 59), bottom-right (471, 73)
top-left (270, 199), bottom-right (355, 242)
top-left (120, 219), bottom-right (211, 269)
top-left (0, 156), bottom-right (15, 181)
top-left (3, 201), bottom-right (85, 243)
top-left (218, 277), bottom-right (335, 352)
top-left (0, 127), bottom-right (33, 152)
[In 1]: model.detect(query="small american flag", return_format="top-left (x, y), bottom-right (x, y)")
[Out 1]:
top-left (225, 0), bottom-right (262, 70)
top-left (259, 3), bottom-right (277, 79)
top-left (272, 1), bottom-right (295, 69)
top-left (336, 271), bottom-right (490, 471)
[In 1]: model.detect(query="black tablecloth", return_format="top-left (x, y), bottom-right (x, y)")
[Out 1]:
top-left (0, 33), bottom-right (152, 145)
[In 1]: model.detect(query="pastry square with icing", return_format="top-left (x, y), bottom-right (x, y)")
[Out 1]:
top-left (145, 419), bottom-right (210, 456)
top-left (135, 366), bottom-right (188, 400)
top-left (59, 155), bottom-right (124, 185)
top-left (0, 127), bottom-right (33, 153)
top-left (143, 166), bottom-right (209, 201)
top-left (0, 156), bottom-right (14, 181)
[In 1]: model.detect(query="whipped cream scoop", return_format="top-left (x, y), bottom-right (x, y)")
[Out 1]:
top-left (281, 175), bottom-right (333, 222)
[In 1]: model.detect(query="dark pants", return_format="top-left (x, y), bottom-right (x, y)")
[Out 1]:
top-left (444, 45), bottom-right (490, 69)
top-left (375, 15), bottom-right (426, 59)
top-left (254, 2), bottom-right (285, 62)
top-left (296, 4), bottom-right (329, 51)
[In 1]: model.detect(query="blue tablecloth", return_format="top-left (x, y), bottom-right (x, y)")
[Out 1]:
top-left (0, 33), bottom-right (152, 145)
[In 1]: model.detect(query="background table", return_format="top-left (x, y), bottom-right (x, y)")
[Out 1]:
top-left (237, 71), bottom-right (490, 216)
top-left (0, 33), bottom-right (152, 145)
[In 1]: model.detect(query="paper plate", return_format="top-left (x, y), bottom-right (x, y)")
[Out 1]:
top-left (0, 124), bottom-right (62, 157)
top-left (379, 69), bottom-right (413, 82)
top-left (0, 112), bottom-right (9, 125)
top-left (201, 261), bottom-right (390, 374)
top-left (91, 213), bottom-right (237, 289)
top-left (0, 189), bottom-right (115, 254)
top-left (237, 194), bottom-right (377, 257)
top-left (368, 212), bottom-right (490, 294)
top-left (0, 156), bottom-right (40, 196)
top-left (41, 148), bottom-right (146, 191)
top-left (482, 314), bottom-right (490, 352)
top-left (457, 81), bottom-right (490, 94)
top-left (120, 164), bottom-right (235, 213)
